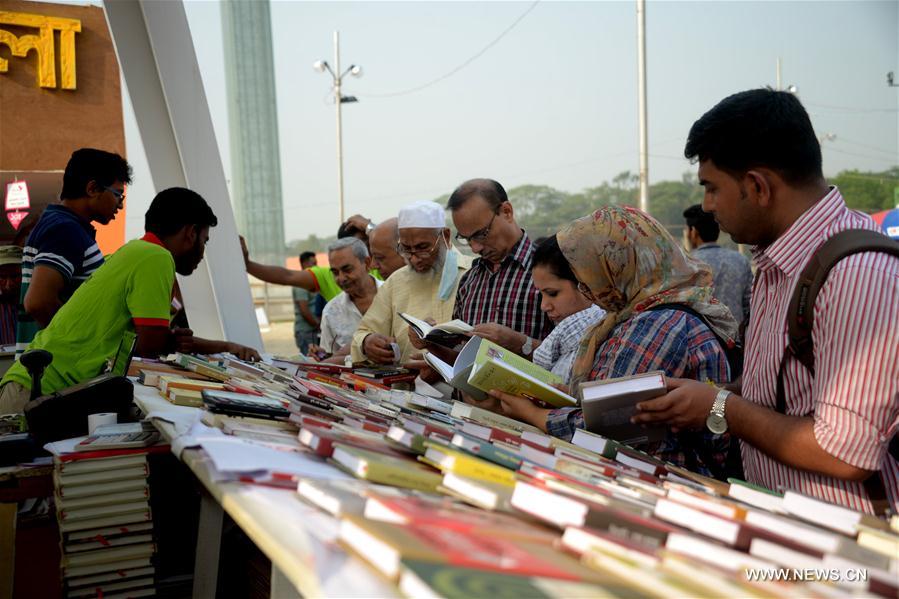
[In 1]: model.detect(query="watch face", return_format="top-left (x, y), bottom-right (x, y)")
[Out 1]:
top-left (706, 413), bottom-right (728, 435)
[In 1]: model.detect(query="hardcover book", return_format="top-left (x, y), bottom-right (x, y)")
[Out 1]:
top-left (579, 371), bottom-right (668, 445)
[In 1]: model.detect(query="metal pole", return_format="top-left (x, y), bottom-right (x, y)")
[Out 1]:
top-left (776, 57), bottom-right (782, 90)
top-left (636, 0), bottom-right (649, 213)
top-left (334, 31), bottom-right (345, 224)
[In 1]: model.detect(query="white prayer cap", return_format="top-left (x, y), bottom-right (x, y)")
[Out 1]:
top-left (397, 200), bottom-right (445, 229)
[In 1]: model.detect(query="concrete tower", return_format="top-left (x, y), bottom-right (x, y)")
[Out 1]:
top-left (221, 0), bottom-right (285, 265)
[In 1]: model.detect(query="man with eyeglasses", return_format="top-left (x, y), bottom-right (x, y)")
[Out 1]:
top-left (351, 200), bottom-right (472, 365)
top-left (448, 179), bottom-right (552, 359)
top-left (16, 148), bottom-right (132, 354)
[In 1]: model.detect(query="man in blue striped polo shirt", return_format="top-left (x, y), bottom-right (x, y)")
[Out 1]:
top-left (16, 148), bottom-right (132, 353)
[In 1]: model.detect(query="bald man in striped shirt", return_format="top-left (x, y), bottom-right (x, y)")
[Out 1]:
top-left (633, 89), bottom-right (899, 515)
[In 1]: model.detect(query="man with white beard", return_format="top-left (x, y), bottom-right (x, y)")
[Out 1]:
top-left (351, 200), bottom-right (472, 365)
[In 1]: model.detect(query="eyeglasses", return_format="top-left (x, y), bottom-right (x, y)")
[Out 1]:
top-left (396, 235), bottom-right (442, 258)
top-left (454, 212), bottom-right (497, 246)
top-left (104, 186), bottom-right (125, 202)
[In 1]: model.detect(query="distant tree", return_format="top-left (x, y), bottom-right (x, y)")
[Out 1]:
top-left (831, 167), bottom-right (899, 213)
top-left (286, 233), bottom-right (333, 256)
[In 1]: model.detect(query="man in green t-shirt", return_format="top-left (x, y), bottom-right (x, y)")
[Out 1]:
top-left (240, 214), bottom-right (402, 302)
top-left (0, 187), bottom-right (260, 414)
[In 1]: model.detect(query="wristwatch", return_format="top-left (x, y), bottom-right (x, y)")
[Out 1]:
top-left (365, 221), bottom-right (376, 235)
top-left (521, 337), bottom-right (534, 357)
top-left (706, 388), bottom-right (731, 434)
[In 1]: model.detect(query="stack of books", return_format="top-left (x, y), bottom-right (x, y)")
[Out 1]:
top-left (53, 447), bottom-right (166, 598)
top-left (132, 353), bottom-right (899, 598)
top-left (283, 379), bottom-right (899, 597)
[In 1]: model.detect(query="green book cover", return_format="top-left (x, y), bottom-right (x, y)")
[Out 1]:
top-left (467, 340), bottom-right (576, 407)
top-left (401, 560), bottom-right (557, 599)
top-left (331, 444), bottom-right (442, 493)
top-left (450, 402), bottom-right (543, 434)
top-left (473, 338), bottom-right (563, 386)
top-left (400, 559), bottom-right (630, 599)
top-left (726, 477), bottom-right (784, 497)
top-left (451, 432), bottom-right (523, 471)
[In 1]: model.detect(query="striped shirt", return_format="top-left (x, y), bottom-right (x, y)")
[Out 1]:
top-left (0, 303), bottom-right (15, 346)
top-left (546, 309), bottom-right (731, 476)
top-left (741, 187), bottom-right (899, 514)
top-left (452, 232), bottom-right (553, 342)
top-left (16, 205), bottom-right (103, 352)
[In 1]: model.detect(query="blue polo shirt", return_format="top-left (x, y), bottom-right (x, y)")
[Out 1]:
top-left (16, 205), bottom-right (103, 352)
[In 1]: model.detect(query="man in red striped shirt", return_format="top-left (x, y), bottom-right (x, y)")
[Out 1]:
top-left (633, 89), bottom-right (898, 514)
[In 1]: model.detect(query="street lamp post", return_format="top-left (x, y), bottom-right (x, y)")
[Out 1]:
top-left (314, 31), bottom-right (362, 225)
top-left (636, 0), bottom-right (649, 214)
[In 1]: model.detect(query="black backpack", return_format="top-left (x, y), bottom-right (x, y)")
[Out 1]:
top-left (776, 229), bottom-right (899, 516)
top-left (644, 303), bottom-right (745, 481)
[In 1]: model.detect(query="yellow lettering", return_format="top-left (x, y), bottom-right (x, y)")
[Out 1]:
top-left (0, 11), bottom-right (81, 89)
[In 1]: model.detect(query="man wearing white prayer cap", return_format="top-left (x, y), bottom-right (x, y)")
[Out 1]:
top-left (351, 200), bottom-right (472, 365)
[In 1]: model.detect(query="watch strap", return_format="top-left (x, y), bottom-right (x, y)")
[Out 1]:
top-left (712, 388), bottom-right (731, 417)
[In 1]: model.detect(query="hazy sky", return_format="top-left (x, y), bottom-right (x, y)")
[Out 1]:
top-left (102, 1), bottom-right (899, 243)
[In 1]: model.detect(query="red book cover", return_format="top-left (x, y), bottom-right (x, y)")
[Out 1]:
top-left (224, 383), bottom-right (263, 396)
top-left (306, 371), bottom-right (352, 389)
top-left (399, 415), bottom-right (454, 439)
top-left (365, 493), bottom-right (557, 544)
top-left (385, 522), bottom-right (597, 581)
top-left (287, 405), bottom-right (339, 425)
top-left (55, 445), bottom-right (169, 463)
top-left (297, 362), bottom-right (353, 375)
top-left (475, 427), bottom-right (549, 454)
top-left (298, 378), bottom-right (353, 404)
top-left (378, 373), bottom-right (419, 385)
top-left (340, 373), bottom-right (391, 391)
top-left (298, 427), bottom-right (402, 459)
top-left (517, 462), bottom-right (616, 498)
top-left (342, 416), bottom-right (390, 434)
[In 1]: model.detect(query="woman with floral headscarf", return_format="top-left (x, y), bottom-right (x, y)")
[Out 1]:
top-left (491, 205), bottom-right (739, 477)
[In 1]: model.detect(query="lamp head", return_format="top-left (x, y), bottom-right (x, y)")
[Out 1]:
top-left (349, 65), bottom-right (363, 77)
top-left (313, 60), bottom-right (328, 73)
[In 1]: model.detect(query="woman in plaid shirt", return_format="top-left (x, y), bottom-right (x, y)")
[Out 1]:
top-left (493, 206), bottom-right (740, 478)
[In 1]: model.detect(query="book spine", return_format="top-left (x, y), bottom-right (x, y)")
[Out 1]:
top-left (450, 458), bottom-right (517, 487)
top-left (367, 464), bottom-right (441, 492)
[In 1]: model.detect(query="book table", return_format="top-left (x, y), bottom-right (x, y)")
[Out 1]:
top-left (132, 383), bottom-right (397, 599)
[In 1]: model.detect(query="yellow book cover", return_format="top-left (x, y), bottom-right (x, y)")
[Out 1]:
top-left (158, 376), bottom-right (225, 395)
top-left (166, 388), bottom-right (203, 408)
top-left (421, 442), bottom-right (517, 487)
top-left (331, 444), bottom-right (442, 493)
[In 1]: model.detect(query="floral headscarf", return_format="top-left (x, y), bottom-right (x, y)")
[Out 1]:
top-left (557, 205), bottom-right (738, 389)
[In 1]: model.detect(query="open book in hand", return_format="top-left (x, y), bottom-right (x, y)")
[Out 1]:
top-left (424, 337), bottom-right (577, 408)
top-left (579, 370), bottom-right (667, 446)
top-left (399, 313), bottom-right (473, 350)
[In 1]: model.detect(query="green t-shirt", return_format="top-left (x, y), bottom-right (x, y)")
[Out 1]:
top-left (3, 238), bottom-right (174, 394)
top-left (308, 265), bottom-right (383, 302)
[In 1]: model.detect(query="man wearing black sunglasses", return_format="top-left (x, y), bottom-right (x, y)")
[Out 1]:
top-left (16, 148), bottom-right (132, 353)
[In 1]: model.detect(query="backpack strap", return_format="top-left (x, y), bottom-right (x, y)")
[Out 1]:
top-left (784, 229), bottom-right (899, 379)
top-left (776, 229), bottom-right (899, 413)
top-left (643, 302), bottom-right (741, 376)
top-left (776, 228), bottom-right (899, 517)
